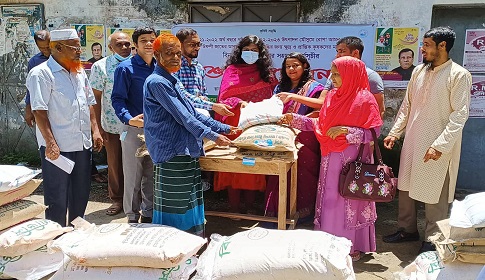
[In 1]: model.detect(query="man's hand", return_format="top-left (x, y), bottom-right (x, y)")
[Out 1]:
top-left (423, 147), bottom-right (442, 162)
top-left (92, 130), bottom-right (103, 152)
top-left (212, 103), bottom-right (234, 116)
top-left (278, 113), bottom-right (294, 125)
top-left (326, 126), bottom-right (348, 140)
top-left (99, 128), bottom-right (108, 144)
top-left (228, 126), bottom-right (242, 135)
top-left (383, 136), bottom-right (397, 150)
top-left (128, 114), bottom-right (144, 128)
top-left (25, 104), bottom-right (35, 127)
top-left (199, 95), bottom-right (209, 101)
top-left (215, 134), bottom-right (231, 146)
top-left (45, 141), bottom-right (60, 160)
top-left (276, 92), bottom-right (294, 104)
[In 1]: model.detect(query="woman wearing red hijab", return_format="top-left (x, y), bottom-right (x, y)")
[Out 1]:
top-left (280, 56), bottom-right (382, 261)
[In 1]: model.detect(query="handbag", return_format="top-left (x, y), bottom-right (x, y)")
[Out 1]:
top-left (339, 129), bottom-right (397, 202)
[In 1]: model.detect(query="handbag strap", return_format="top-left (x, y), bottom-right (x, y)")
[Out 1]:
top-left (356, 128), bottom-right (383, 165)
top-left (371, 129), bottom-right (384, 165)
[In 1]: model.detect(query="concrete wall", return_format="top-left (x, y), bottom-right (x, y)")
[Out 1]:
top-left (1, 0), bottom-right (483, 190)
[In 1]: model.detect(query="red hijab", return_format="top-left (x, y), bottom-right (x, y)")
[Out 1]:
top-left (315, 56), bottom-right (382, 156)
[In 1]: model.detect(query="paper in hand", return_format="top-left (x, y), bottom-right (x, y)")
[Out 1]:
top-left (45, 155), bottom-right (75, 174)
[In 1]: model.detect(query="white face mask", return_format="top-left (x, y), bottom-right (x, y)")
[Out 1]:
top-left (241, 50), bottom-right (259, 64)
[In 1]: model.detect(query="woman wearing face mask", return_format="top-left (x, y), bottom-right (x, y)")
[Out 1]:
top-left (214, 35), bottom-right (277, 214)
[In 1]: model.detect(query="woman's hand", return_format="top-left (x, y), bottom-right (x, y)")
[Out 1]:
top-left (326, 126), bottom-right (348, 139)
top-left (278, 113), bottom-right (294, 125)
top-left (239, 101), bottom-right (249, 109)
top-left (276, 92), bottom-right (294, 104)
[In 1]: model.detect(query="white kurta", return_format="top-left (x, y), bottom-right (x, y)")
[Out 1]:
top-left (389, 59), bottom-right (472, 204)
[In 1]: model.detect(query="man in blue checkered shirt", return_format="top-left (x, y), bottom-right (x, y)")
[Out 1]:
top-left (174, 28), bottom-right (233, 117)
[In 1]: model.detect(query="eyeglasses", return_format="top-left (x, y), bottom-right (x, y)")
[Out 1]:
top-left (58, 42), bottom-right (81, 52)
top-left (187, 42), bottom-right (201, 48)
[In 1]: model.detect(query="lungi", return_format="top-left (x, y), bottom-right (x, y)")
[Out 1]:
top-left (152, 156), bottom-right (204, 235)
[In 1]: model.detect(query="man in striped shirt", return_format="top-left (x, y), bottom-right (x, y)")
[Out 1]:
top-left (144, 33), bottom-right (237, 235)
top-left (174, 28), bottom-right (233, 117)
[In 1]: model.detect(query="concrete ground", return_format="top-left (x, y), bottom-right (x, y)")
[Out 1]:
top-left (27, 178), bottom-right (461, 280)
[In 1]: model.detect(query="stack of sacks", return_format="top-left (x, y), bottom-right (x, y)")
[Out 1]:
top-left (48, 217), bottom-right (205, 280)
top-left (429, 192), bottom-right (485, 264)
top-left (194, 227), bottom-right (356, 280)
top-left (232, 96), bottom-right (299, 154)
top-left (0, 219), bottom-right (71, 279)
top-left (394, 251), bottom-right (484, 280)
top-left (0, 166), bottom-right (68, 280)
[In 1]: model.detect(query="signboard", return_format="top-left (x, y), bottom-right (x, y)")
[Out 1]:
top-left (172, 23), bottom-right (376, 97)
top-left (470, 75), bottom-right (485, 118)
top-left (463, 29), bottom-right (485, 73)
top-left (374, 27), bottom-right (420, 88)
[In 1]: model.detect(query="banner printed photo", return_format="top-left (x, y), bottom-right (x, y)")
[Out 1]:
top-left (72, 24), bottom-right (105, 69)
top-left (374, 27), bottom-right (420, 88)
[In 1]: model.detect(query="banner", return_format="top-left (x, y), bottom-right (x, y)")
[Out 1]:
top-left (374, 27), bottom-right (420, 88)
top-left (470, 75), bottom-right (485, 118)
top-left (172, 23), bottom-right (376, 97)
top-left (463, 29), bottom-right (485, 73)
top-left (71, 24), bottom-right (105, 69)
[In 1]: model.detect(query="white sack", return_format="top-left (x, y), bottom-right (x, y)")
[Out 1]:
top-left (49, 218), bottom-right (206, 268)
top-left (194, 227), bottom-right (355, 280)
top-left (0, 165), bottom-right (41, 192)
top-left (0, 245), bottom-right (63, 280)
top-left (49, 256), bottom-right (198, 280)
top-left (238, 96), bottom-right (283, 130)
top-left (0, 219), bottom-right (72, 257)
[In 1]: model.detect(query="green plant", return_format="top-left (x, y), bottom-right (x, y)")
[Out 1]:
top-left (0, 151), bottom-right (41, 167)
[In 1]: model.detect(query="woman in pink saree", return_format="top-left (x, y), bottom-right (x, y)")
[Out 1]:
top-left (280, 56), bottom-right (382, 261)
top-left (264, 52), bottom-right (324, 223)
top-left (214, 35), bottom-right (277, 213)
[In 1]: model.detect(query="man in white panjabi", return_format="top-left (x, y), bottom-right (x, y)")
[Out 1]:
top-left (382, 26), bottom-right (472, 254)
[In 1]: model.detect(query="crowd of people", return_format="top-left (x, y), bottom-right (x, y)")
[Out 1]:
top-left (24, 25), bottom-right (472, 261)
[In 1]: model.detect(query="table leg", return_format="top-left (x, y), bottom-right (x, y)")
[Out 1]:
top-left (278, 164), bottom-right (287, 230)
top-left (289, 162), bottom-right (297, 219)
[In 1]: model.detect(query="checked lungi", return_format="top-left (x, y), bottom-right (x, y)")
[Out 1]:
top-left (152, 155), bottom-right (204, 236)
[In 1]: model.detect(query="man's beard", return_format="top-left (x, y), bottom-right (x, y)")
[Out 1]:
top-left (164, 64), bottom-right (181, 73)
top-left (187, 52), bottom-right (198, 59)
top-left (58, 57), bottom-right (83, 72)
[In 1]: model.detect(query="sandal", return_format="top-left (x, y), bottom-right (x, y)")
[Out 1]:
top-left (350, 251), bottom-right (361, 262)
top-left (106, 202), bottom-right (123, 216)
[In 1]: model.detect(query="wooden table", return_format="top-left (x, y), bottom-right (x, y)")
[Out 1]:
top-left (199, 147), bottom-right (298, 230)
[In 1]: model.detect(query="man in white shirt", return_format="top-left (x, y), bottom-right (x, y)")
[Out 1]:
top-left (26, 29), bottom-right (103, 226)
top-left (90, 31), bottom-right (131, 216)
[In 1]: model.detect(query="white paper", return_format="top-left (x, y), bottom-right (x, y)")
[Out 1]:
top-left (45, 155), bottom-right (75, 174)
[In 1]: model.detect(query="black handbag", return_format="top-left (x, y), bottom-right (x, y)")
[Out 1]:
top-left (339, 129), bottom-right (397, 202)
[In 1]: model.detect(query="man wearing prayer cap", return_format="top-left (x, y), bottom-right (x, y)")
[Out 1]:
top-left (26, 28), bottom-right (103, 226)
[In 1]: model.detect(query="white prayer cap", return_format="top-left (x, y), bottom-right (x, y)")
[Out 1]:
top-left (50, 29), bottom-right (79, 41)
